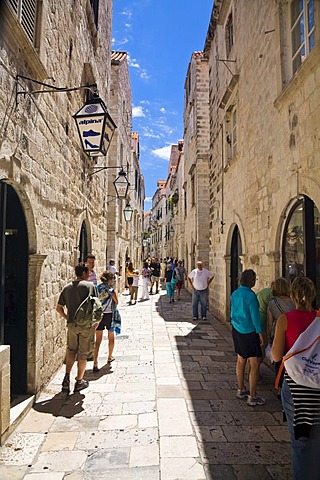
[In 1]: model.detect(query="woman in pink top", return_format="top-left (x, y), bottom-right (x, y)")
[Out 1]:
top-left (272, 276), bottom-right (320, 480)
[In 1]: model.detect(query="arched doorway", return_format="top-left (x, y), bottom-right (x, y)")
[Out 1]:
top-left (0, 182), bottom-right (28, 396)
top-left (282, 195), bottom-right (320, 306)
top-left (230, 225), bottom-right (243, 294)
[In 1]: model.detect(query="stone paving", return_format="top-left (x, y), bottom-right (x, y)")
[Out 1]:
top-left (0, 285), bottom-right (291, 479)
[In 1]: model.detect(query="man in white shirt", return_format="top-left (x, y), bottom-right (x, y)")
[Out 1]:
top-left (188, 261), bottom-right (214, 321)
top-left (107, 259), bottom-right (118, 276)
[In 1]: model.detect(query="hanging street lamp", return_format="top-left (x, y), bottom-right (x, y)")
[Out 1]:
top-left (123, 203), bottom-right (133, 222)
top-left (73, 95), bottom-right (117, 157)
top-left (113, 168), bottom-right (130, 199)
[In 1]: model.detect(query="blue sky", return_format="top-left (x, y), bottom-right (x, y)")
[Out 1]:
top-left (112, 1), bottom-right (213, 211)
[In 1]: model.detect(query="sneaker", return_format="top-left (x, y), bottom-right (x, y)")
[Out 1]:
top-left (62, 374), bottom-right (70, 393)
top-left (236, 388), bottom-right (249, 399)
top-left (202, 317), bottom-right (207, 320)
top-left (74, 379), bottom-right (89, 393)
top-left (247, 395), bottom-right (266, 406)
top-left (192, 316), bottom-right (198, 321)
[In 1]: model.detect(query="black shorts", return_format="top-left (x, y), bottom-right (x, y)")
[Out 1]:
top-left (127, 277), bottom-right (133, 286)
top-left (232, 327), bottom-right (262, 359)
top-left (96, 313), bottom-right (112, 331)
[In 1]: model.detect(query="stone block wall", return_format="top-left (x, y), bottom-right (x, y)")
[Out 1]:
top-left (205, 0), bottom-right (320, 321)
top-left (0, 0), bottom-right (115, 393)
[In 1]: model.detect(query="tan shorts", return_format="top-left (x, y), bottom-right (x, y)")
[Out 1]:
top-left (67, 323), bottom-right (95, 360)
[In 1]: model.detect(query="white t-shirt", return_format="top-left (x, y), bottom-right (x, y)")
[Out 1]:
top-left (107, 265), bottom-right (117, 276)
top-left (132, 275), bottom-right (139, 287)
top-left (188, 268), bottom-right (214, 291)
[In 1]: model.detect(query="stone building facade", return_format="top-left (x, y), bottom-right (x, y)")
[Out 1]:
top-left (156, 0), bottom-right (319, 323)
top-left (203, 0), bottom-right (320, 321)
top-left (182, 52), bottom-right (210, 273)
top-left (0, 0), bottom-right (138, 441)
top-left (127, 131), bottom-right (144, 269)
top-left (107, 52), bottom-right (144, 290)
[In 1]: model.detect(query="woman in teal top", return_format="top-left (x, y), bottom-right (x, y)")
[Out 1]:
top-left (230, 269), bottom-right (265, 407)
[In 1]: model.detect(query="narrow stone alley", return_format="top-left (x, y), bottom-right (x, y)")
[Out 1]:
top-left (0, 285), bottom-right (291, 480)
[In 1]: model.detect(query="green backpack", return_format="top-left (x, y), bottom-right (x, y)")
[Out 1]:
top-left (74, 295), bottom-right (103, 328)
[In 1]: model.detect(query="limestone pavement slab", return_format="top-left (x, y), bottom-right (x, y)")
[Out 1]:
top-left (0, 285), bottom-right (291, 479)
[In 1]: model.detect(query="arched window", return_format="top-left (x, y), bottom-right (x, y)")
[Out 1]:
top-left (79, 221), bottom-right (88, 263)
top-left (282, 196), bottom-right (320, 306)
top-left (230, 225), bottom-right (242, 293)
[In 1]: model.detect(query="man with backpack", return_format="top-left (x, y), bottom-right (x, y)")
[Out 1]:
top-left (56, 263), bottom-right (102, 393)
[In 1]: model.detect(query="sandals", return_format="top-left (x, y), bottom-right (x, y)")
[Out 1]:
top-left (93, 366), bottom-right (100, 373)
top-left (108, 357), bottom-right (115, 364)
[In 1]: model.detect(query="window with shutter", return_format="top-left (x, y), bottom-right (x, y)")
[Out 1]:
top-left (6, 0), bottom-right (37, 44)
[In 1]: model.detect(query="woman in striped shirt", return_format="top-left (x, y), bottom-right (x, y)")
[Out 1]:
top-left (272, 276), bottom-right (320, 480)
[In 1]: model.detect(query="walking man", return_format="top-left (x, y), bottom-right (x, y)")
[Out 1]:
top-left (230, 269), bottom-right (265, 406)
top-left (188, 261), bottom-right (214, 320)
top-left (56, 263), bottom-right (100, 393)
top-left (150, 257), bottom-right (161, 294)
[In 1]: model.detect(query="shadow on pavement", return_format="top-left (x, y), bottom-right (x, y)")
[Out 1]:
top-left (156, 287), bottom-right (291, 480)
top-left (33, 391), bottom-right (85, 418)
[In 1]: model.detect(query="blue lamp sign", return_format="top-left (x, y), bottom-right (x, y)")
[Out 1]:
top-left (73, 97), bottom-right (117, 156)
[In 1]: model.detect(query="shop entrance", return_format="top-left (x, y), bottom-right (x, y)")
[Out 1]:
top-left (0, 182), bottom-right (28, 396)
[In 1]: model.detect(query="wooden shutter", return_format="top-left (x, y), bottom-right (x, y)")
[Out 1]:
top-left (6, 0), bottom-right (37, 43)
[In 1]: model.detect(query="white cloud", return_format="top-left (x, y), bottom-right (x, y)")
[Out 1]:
top-left (145, 196), bottom-right (153, 203)
top-left (140, 69), bottom-right (151, 80)
top-left (121, 9), bottom-right (132, 19)
top-left (113, 37), bottom-right (129, 46)
top-left (160, 107), bottom-right (166, 113)
top-left (132, 106), bottom-right (145, 117)
top-left (140, 100), bottom-right (150, 105)
top-left (142, 127), bottom-right (160, 139)
top-left (151, 145), bottom-right (172, 160)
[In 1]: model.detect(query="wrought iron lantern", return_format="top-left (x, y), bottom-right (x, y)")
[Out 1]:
top-left (73, 96), bottom-right (117, 156)
top-left (123, 203), bottom-right (133, 222)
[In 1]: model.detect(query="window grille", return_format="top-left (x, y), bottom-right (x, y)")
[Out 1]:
top-left (7, 0), bottom-right (37, 43)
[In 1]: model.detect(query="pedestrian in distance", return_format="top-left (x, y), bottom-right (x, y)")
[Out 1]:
top-left (188, 260), bottom-right (214, 320)
top-left (150, 257), bottom-right (161, 294)
top-left (140, 261), bottom-right (151, 301)
top-left (126, 260), bottom-right (135, 295)
top-left (56, 263), bottom-right (102, 393)
top-left (271, 276), bottom-right (320, 480)
top-left (230, 269), bottom-right (266, 406)
top-left (106, 258), bottom-right (119, 276)
top-left (85, 253), bottom-right (97, 286)
top-left (129, 270), bottom-right (139, 305)
top-left (174, 260), bottom-right (187, 300)
top-left (165, 264), bottom-right (175, 303)
top-left (94, 271), bottom-right (118, 371)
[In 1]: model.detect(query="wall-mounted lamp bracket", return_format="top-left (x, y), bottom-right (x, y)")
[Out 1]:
top-left (15, 74), bottom-right (97, 106)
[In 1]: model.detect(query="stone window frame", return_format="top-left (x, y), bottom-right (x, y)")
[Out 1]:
top-left (279, 0), bottom-right (319, 87)
top-left (290, 0), bottom-right (316, 75)
top-left (225, 102), bottom-right (238, 165)
top-left (191, 175), bottom-right (195, 207)
top-left (225, 11), bottom-right (234, 58)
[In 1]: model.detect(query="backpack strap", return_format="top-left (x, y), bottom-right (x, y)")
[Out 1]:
top-left (73, 294), bottom-right (91, 322)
